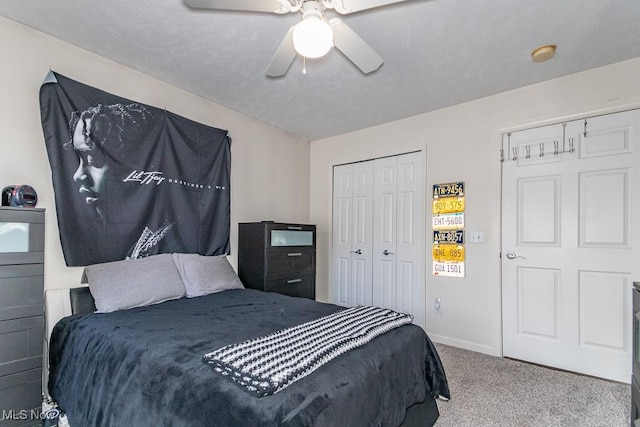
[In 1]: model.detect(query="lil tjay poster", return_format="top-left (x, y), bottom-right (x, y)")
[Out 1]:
top-left (40, 71), bottom-right (231, 266)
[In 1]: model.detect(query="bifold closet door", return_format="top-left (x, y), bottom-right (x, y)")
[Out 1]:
top-left (332, 152), bottom-right (425, 328)
top-left (332, 161), bottom-right (374, 307)
top-left (372, 153), bottom-right (424, 328)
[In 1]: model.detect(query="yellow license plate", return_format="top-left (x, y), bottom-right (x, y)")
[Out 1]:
top-left (432, 197), bottom-right (465, 214)
top-left (432, 244), bottom-right (465, 262)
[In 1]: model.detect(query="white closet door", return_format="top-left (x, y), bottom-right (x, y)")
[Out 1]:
top-left (395, 153), bottom-right (425, 328)
top-left (372, 152), bottom-right (425, 328)
top-left (372, 156), bottom-right (398, 310)
top-left (332, 152), bottom-right (425, 328)
top-left (332, 161), bottom-right (374, 307)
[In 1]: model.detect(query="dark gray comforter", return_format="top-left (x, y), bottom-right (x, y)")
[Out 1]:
top-left (49, 289), bottom-right (449, 426)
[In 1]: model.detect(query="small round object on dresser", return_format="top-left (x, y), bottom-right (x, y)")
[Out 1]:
top-left (8, 185), bottom-right (38, 207)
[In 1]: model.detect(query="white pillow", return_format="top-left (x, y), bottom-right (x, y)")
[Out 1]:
top-left (172, 253), bottom-right (244, 298)
top-left (84, 254), bottom-right (186, 313)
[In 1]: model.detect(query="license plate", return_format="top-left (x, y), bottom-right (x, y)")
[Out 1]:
top-left (433, 261), bottom-right (465, 278)
top-left (433, 244), bottom-right (465, 262)
top-left (432, 213), bottom-right (464, 229)
top-left (433, 230), bottom-right (464, 244)
top-left (433, 182), bottom-right (464, 198)
top-left (432, 197), bottom-right (465, 214)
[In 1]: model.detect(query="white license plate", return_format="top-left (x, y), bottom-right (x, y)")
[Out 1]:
top-left (433, 261), bottom-right (465, 278)
top-left (432, 213), bottom-right (464, 230)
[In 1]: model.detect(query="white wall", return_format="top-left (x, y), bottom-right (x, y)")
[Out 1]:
top-left (310, 57), bottom-right (640, 355)
top-left (0, 17), bottom-right (310, 292)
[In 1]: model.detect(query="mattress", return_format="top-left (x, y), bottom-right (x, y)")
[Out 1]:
top-left (48, 288), bottom-right (449, 426)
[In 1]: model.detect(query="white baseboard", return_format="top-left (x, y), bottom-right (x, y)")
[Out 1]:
top-left (428, 333), bottom-right (497, 356)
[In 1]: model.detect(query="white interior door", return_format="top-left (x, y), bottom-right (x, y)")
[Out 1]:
top-left (502, 109), bottom-right (640, 383)
top-left (332, 161), bottom-right (374, 306)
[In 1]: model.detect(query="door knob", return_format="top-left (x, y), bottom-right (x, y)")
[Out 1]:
top-left (383, 250), bottom-right (394, 256)
top-left (350, 249), bottom-right (362, 255)
top-left (505, 251), bottom-right (526, 260)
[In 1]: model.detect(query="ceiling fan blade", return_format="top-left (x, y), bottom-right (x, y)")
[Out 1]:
top-left (331, 0), bottom-right (418, 14)
top-left (265, 27), bottom-right (297, 77)
top-left (184, 0), bottom-right (294, 13)
top-left (330, 19), bottom-right (383, 74)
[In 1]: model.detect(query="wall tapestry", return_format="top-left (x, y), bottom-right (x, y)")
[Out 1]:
top-left (39, 71), bottom-right (231, 266)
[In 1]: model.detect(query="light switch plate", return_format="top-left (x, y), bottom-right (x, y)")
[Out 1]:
top-left (469, 231), bottom-right (484, 243)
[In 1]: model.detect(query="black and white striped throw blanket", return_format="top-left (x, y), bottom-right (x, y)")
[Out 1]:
top-left (203, 305), bottom-right (413, 397)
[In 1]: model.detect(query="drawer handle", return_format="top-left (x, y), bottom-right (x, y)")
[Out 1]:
top-left (287, 278), bottom-right (303, 284)
top-left (287, 226), bottom-right (303, 230)
top-left (287, 252), bottom-right (302, 257)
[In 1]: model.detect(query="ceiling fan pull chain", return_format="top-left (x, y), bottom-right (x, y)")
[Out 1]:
top-left (303, 56), bottom-right (307, 74)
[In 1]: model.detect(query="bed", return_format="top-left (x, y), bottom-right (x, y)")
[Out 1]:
top-left (46, 255), bottom-right (449, 427)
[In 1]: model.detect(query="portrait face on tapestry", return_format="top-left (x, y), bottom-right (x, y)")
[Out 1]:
top-left (40, 72), bottom-right (231, 266)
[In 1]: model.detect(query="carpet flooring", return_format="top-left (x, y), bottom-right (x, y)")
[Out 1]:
top-left (433, 343), bottom-right (631, 427)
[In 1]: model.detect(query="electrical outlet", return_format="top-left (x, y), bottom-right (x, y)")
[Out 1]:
top-left (434, 298), bottom-right (442, 314)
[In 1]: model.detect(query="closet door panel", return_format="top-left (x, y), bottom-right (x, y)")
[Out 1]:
top-left (331, 161), bottom-right (374, 306)
top-left (396, 152), bottom-right (424, 328)
top-left (373, 157), bottom-right (397, 308)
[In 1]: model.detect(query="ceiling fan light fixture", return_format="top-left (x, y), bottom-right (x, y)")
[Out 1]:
top-left (292, 9), bottom-right (333, 59)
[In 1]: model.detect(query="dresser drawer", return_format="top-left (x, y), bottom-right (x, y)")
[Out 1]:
top-left (0, 269), bottom-right (44, 321)
top-left (264, 276), bottom-right (315, 299)
top-left (265, 249), bottom-right (315, 280)
top-left (0, 368), bottom-right (42, 424)
top-left (0, 316), bottom-right (43, 377)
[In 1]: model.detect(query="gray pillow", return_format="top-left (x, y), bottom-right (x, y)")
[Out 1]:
top-left (85, 254), bottom-right (186, 313)
top-left (172, 253), bottom-right (244, 298)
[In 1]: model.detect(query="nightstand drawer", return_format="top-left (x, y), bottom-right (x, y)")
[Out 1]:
top-left (265, 249), bottom-right (315, 280)
top-left (264, 276), bottom-right (315, 299)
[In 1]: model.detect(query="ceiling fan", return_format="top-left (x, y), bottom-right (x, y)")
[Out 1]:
top-left (184, 0), bottom-right (418, 77)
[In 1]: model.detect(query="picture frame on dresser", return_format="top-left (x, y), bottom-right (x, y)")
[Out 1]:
top-left (238, 221), bottom-right (316, 300)
top-left (0, 207), bottom-right (45, 427)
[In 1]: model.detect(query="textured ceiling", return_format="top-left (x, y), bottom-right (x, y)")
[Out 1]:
top-left (1, 0), bottom-right (640, 141)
